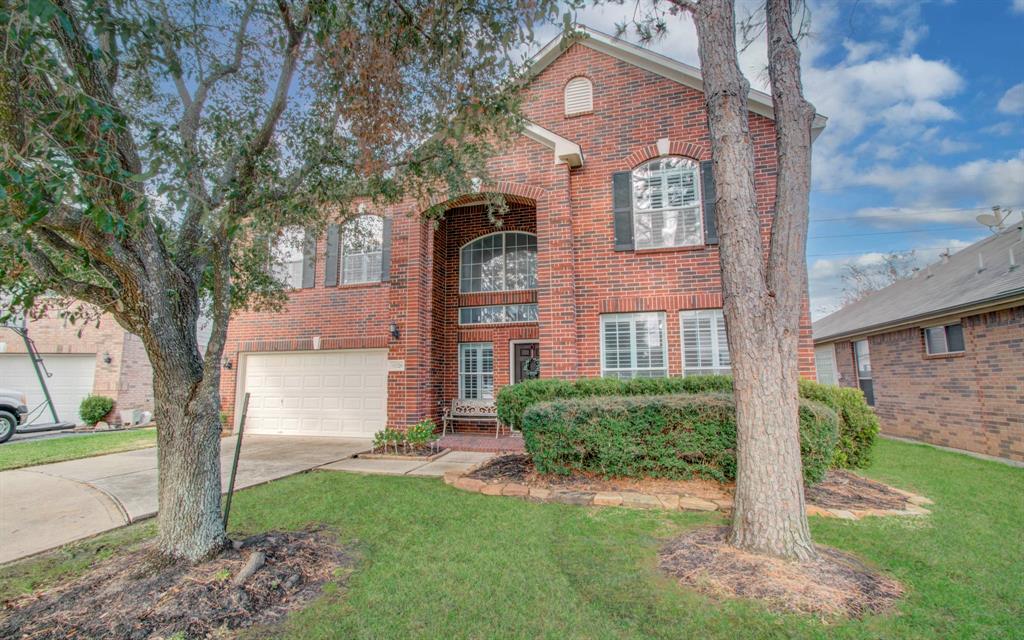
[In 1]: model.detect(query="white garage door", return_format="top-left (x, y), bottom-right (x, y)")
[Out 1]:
top-left (0, 353), bottom-right (96, 425)
top-left (241, 350), bottom-right (388, 437)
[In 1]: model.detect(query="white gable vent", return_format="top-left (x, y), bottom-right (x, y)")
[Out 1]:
top-left (564, 76), bottom-right (593, 116)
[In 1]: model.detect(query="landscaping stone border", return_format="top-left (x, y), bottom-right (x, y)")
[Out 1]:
top-left (442, 466), bottom-right (933, 519)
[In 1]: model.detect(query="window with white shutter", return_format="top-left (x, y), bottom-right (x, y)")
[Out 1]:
top-left (341, 215), bottom-right (384, 284)
top-left (632, 157), bottom-right (703, 249)
top-left (564, 76), bottom-right (593, 116)
top-left (600, 313), bottom-right (668, 379)
top-left (459, 343), bottom-right (494, 399)
top-left (680, 309), bottom-right (730, 376)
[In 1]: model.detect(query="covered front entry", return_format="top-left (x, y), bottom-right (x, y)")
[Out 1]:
top-left (512, 341), bottom-right (540, 384)
top-left (239, 349), bottom-right (388, 437)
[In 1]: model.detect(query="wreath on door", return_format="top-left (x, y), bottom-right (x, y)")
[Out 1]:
top-left (523, 355), bottom-right (540, 379)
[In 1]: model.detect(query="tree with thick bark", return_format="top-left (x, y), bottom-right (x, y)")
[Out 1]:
top-left (0, 0), bottom-right (559, 561)
top-left (619, 0), bottom-right (819, 559)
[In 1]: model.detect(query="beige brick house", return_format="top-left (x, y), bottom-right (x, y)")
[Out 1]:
top-left (0, 309), bottom-right (154, 425)
top-left (813, 224), bottom-right (1024, 462)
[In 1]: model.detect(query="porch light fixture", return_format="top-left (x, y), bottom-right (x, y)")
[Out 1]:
top-left (103, 352), bottom-right (112, 364)
top-left (223, 357), bottom-right (233, 370)
top-left (389, 322), bottom-right (401, 340)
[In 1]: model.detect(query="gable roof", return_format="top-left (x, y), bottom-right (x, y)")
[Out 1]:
top-left (529, 25), bottom-right (828, 139)
top-left (813, 223), bottom-right (1024, 343)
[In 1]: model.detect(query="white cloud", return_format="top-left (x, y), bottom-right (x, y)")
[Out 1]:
top-left (1014, 0), bottom-right (1024, 14)
top-left (996, 83), bottom-right (1024, 115)
top-left (982, 121), bottom-right (1019, 136)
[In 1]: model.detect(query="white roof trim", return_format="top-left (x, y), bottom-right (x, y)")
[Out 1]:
top-left (529, 25), bottom-right (828, 141)
top-left (522, 121), bottom-right (584, 167)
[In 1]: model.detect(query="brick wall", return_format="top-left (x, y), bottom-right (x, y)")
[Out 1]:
top-left (0, 309), bottom-right (154, 421)
top-left (219, 41), bottom-right (818, 433)
top-left (830, 305), bottom-right (1023, 461)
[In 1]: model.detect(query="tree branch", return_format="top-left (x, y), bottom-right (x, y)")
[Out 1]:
top-left (1, 235), bottom-right (120, 310)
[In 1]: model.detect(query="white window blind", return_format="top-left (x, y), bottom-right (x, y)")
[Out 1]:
top-left (270, 226), bottom-right (305, 289)
top-left (459, 343), bottom-right (494, 399)
top-left (341, 215), bottom-right (384, 284)
top-left (564, 77), bottom-right (593, 115)
top-left (681, 309), bottom-right (730, 375)
top-left (632, 157), bottom-right (703, 249)
top-left (601, 313), bottom-right (667, 379)
top-left (925, 323), bottom-right (965, 354)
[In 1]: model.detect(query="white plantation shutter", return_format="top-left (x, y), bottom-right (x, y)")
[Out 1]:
top-left (681, 310), bottom-right (730, 375)
top-left (601, 313), bottom-right (668, 379)
top-left (459, 343), bottom-right (494, 399)
top-left (564, 77), bottom-right (593, 115)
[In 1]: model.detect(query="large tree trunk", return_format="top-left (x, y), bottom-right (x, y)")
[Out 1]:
top-left (694, 0), bottom-right (815, 561)
top-left (146, 325), bottom-right (227, 561)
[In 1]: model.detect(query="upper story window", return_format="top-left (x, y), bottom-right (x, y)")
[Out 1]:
top-left (632, 157), bottom-right (703, 250)
top-left (460, 232), bottom-right (537, 293)
top-left (270, 226), bottom-right (305, 289)
top-left (601, 312), bottom-right (668, 379)
top-left (564, 76), bottom-right (593, 116)
top-left (341, 215), bottom-right (384, 284)
top-left (925, 322), bottom-right (965, 355)
top-left (681, 309), bottom-right (731, 376)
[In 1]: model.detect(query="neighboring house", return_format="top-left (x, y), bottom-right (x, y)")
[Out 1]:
top-left (813, 224), bottom-right (1024, 462)
top-left (0, 309), bottom-right (154, 425)
top-left (220, 26), bottom-right (823, 438)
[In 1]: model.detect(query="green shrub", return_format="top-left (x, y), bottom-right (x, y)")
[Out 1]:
top-left (798, 380), bottom-right (880, 469)
top-left (521, 393), bottom-right (838, 485)
top-left (406, 418), bottom-right (439, 448)
top-left (79, 395), bottom-right (114, 425)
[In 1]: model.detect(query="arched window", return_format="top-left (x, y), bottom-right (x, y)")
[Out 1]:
top-left (341, 215), bottom-right (384, 284)
top-left (460, 232), bottom-right (537, 293)
top-left (631, 157), bottom-right (703, 249)
top-left (564, 76), bottom-right (593, 116)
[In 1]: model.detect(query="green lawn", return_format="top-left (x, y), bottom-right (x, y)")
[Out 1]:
top-left (0, 428), bottom-right (157, 471)
top-left (2, 438), bottom-right (1021, 639)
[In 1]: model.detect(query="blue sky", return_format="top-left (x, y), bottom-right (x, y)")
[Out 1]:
top-left (535, 0), bottom-right (1024, 317)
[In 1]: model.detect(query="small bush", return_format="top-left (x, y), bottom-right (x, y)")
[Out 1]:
top-left (799, 380), bottom-right (880, 469)
top-left (406, 419), bottom-right (439, 448)
top-left (79, 395), bottom-right (114, 425)
top-left (521, 393), bottom-right (838, 485)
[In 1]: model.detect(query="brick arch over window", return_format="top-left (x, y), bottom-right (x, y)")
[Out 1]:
top-left (621, 141), bottom-right (708, 170)
top-left (426, 181), bottom-right (547, 211)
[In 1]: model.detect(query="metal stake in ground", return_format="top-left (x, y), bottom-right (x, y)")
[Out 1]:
top-left (222, 392), bottom-right (250, 531)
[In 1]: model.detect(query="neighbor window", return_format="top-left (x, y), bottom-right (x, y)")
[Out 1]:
top-left (680, 309), bottom-right (731, 375)
top-left (270, 226), bottom-right (305, 289)
top-left (601, 312), bottom-right (668, 379)
top-left (460, 232), bottom-right (537, 293)
top-left (924, 323), bottom-right (965, 355)
top-left (632, 157), bottom-right (703, 250)
top-left (341, 215), bottom-right (384, 284)
top-left (854, 340), bottom-right (874, 406)
top-left (459, 303), bottom-right (539, 325)
top-left (459, 343), bottom-right (494, 399)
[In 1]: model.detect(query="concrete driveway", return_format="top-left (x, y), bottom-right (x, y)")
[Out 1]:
top-left (0, 436), bottom-right (369, 564)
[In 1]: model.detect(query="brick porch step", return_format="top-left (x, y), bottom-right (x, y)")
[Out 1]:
top-left (438, 433), bottom-right (525, 453)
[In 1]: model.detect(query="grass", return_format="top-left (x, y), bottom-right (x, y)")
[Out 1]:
top-left (0, 428), bottom-right (157, 471)
top-left (1, 438), bottom-right (1021, 639)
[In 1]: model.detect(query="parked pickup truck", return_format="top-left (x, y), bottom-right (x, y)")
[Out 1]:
top-left (0, 388), bottom-right (29, 444)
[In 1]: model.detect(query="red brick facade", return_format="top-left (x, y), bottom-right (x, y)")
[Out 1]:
top-left (828, 305), bottom-right (1024, 462)
top-left (220, 42), bottom-right (817, 433)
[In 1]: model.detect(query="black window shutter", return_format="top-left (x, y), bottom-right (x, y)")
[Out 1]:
top-left (301, 229), bottom-right (317, 288)
top-left (612, 171), bottom-right (634, 251)
top-left (380, 217), bottom-right (393, 282)
top-left (700, 160), bottom-right (718, 245)
top-left (324, 224), bottom-right (340, 287)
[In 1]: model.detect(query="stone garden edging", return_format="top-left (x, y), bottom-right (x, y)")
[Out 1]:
top-left (443, 464), bottom-right (933, 520)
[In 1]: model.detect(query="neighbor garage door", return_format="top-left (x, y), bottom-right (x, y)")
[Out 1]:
top-left (240, 350), bottom-right (388, 437)
top-left (0, 353), bottom-right (96, 425)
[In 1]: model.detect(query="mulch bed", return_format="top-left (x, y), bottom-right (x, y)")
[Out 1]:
top-left (467, 454), bottom-right (731, 501)
top-left (467, 455), bottom-right (923, 512)
top-left (805, 470), bottom-right (910, 511)
top-left (659, 526), bottom-right (903, 618)
top-left (0, 528), bottom-right (353, 640)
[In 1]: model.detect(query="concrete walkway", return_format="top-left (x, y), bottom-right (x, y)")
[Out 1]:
top-left (321, 450), bottom-right (494, 476)
top-left (0, 436), bottom-right (369, 564)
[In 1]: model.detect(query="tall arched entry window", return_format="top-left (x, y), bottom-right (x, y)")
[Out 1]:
top-left (459, 232), bottom-right (537, 293)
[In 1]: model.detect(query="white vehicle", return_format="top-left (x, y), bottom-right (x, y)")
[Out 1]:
top-left (0, 388), bottom-right (29, 444)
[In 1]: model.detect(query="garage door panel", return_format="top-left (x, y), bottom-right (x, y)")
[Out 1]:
top-left (240, 349), bottom-right (388, 437)
top-left (0, 354), bottom-right (95, 425)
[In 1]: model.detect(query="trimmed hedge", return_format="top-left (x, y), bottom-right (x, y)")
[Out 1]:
top-left (798, 380), bottom-right (880, 469)
top-left (497, 375), bottom-right (877, 470)
top-left (79, 394), bottom-right (114, 425)
top-left (520, 393), bottom-right (839, 485)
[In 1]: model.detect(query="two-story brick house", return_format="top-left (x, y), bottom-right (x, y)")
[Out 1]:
top-left (219, 26), bottom-right (823, 438)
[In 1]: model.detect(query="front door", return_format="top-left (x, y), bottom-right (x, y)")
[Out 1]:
top-left (513, 342), bottom-right (540, 384)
